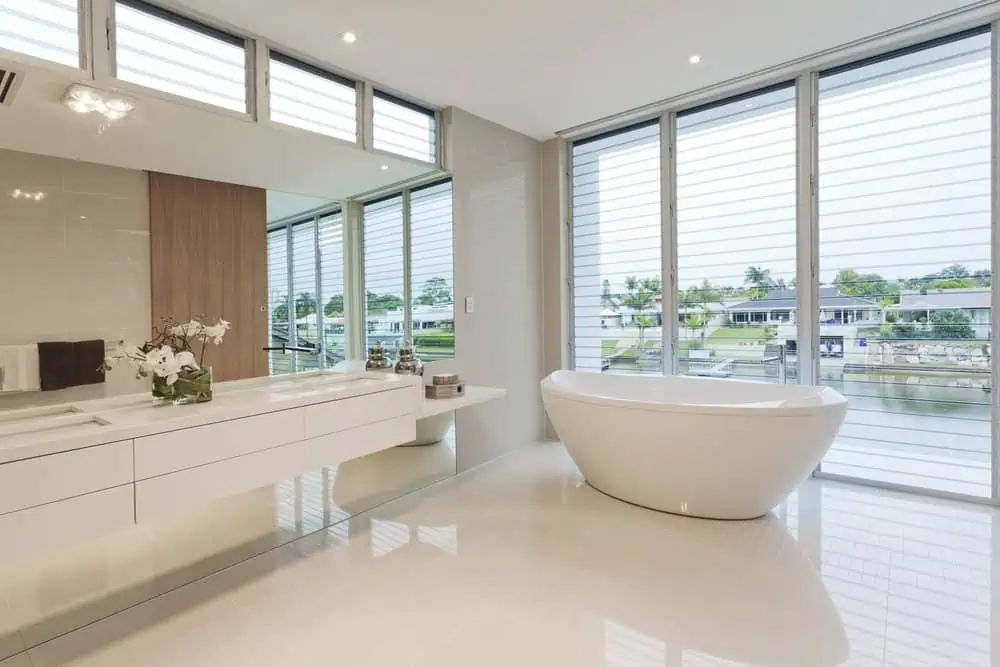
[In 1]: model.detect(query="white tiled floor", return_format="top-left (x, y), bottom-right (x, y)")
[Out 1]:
top-left (9, 442), bottom-right (1000, 666)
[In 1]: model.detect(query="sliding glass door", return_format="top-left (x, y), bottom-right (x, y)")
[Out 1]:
top-left (816, 29), bottom-right (993, 497)
top-left (676, 84), bottom-right (797, 382)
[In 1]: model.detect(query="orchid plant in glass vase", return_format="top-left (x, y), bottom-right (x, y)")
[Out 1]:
top-left (102, 316), bottom-right (230, 405)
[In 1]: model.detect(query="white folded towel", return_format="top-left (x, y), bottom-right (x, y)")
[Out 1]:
top-left (0, 345), bottom-right (41, 392)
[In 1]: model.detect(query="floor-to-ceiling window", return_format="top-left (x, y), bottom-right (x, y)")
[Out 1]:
top-left (362, 195), bottom-right (406, 352)
top-left (409, 181), bottom-right (455, 361)
top-left (361, 180), bottom-right (454, 359)
top-left (816, 29), bottom-right (993, 497)
top-left (571, 121), bottom-right (661, 374)
top-left (267, 208), bottom-right (347, 373)
top-left (676, 84), bottom-right (797, 382)
top-left (567, 24), bottom-right (998, 502)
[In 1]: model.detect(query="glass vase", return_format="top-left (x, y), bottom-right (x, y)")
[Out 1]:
top-left (152, 367), bottom-right (213, 405)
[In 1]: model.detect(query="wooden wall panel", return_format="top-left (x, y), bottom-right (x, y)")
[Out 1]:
top-left (149, 173), bottom-right (268, 382)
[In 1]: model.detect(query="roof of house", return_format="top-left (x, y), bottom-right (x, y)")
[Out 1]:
top-left (727, 287), bottom-right (877, 311)
top-left (888, 288), bottom-right (990, 311)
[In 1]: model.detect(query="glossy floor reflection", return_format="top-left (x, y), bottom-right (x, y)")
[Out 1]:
top-left (13, 443), bottom-right (999, 667)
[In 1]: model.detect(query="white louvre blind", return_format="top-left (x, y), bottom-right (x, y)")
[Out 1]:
top-left (115, 0), bottom-right (246, 113)
top-left (269, 53), bottom-right (357, 142)
top-left (817, 30), bottom-right (992, 496)
top-left (266, 229), bottom-right (290, 375)
top-left (291, 222), bottom-right (319, 371)
top-left (363, 196), bottom-right (405, 350)
top-left (571, 122), bottom-right (661, 374)
top-left (318, 213), bottom-right (346, 363)
top-left (676, 84), bottom-right (797, 382)
top-left (410, 181), bottom-right (454, 360)
top-left (373, 92), bottom-right (437, 163)
top-left (0, 0), bottom-right (79, 68)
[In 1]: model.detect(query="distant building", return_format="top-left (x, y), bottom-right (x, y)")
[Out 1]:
top-left (885, 288), bottom-right (991, 338)
top-left (725, 287), bottom-right (881, 326)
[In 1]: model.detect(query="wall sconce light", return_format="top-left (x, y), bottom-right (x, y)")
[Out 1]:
top-left (61, 83), bottom-right (136, 121)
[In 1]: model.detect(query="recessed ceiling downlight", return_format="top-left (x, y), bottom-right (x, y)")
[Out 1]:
top-left (380, 164), bottom-right (389, 171)
top-left (688, 54), bottom-right (702, 65)
top-left (341, 31), bottom-right (357, 44)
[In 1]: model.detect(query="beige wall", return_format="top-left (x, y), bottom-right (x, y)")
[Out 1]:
top-left (0, 149), bottom-right (150, 398)
top-left (540, 138), bottom-right (570, 439)
top-left (440, 107), bottom-right (544, 470)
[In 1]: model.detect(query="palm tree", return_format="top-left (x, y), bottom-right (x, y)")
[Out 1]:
top-left (744, 266), bottom-right (773, 300)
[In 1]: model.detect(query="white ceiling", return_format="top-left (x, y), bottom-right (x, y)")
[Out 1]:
top-left (267, 191), bottom-right (335, 222)
top-left (0, 58), bottom-right (435, 199)
top-left (173, 0), bottom-right (994, 138)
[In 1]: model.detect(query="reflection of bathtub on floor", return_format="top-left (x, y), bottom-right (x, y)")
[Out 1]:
top-left (542, 370), bottom-right (847, 520)
top-left (557, 486), bottom-right (848, 667)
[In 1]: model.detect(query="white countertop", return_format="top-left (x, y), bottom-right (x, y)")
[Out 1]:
top-left (0, 371), bottom-right (421, 465)
top-left (419, 386), bottom-right (507, 419)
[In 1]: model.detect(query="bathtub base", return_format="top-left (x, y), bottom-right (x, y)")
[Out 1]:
top-left (585, 481), bottom-right (770, 521)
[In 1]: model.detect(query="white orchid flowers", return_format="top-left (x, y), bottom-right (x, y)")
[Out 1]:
top-left (102, 316), bottom-right (231, 383)
top-left (138, 346), bottom-right (199, 386)
top-left (169, 319), bottom-right (230, 345)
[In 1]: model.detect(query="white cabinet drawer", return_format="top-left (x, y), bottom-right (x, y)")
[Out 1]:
top-left (303, 388), bottom-right (416, 440)
top-left (0, 440), bottom-right (133, 515)
top-left (134, 409), bottom-right (304, 480)
top-left (0, 485), bottom-right (134, 566)
top-left (135, 441), bottom-right (306, 523)
top-left (305, 415), bottom-right (415, 469)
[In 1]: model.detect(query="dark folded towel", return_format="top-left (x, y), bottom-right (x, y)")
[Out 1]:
top-left (38, 342), bottom-right (73, 391)
top-left (74, 340), bottom-right (105, 387)
top-left (38, 340), bottom-right (107, 391)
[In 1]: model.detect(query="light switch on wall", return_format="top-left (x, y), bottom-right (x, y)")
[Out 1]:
top-left (465, 296), bottom-right (475, 314)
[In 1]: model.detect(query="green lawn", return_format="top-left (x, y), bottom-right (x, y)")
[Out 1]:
top-left (708, 326), bottom-right (770, 344)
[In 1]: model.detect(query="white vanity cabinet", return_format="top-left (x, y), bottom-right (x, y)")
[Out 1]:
top-left (0, 374), bottom-right (424, 565)
top-left (0, 440), bottom-right (135, 564)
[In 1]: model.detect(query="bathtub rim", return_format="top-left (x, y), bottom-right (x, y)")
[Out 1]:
top-left (542, 372), bottom-right (847, 418)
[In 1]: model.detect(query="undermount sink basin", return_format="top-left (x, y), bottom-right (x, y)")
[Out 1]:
top-left (0, 413), bottom-right (110, 440)
top-left (0, 404), bottom-right (82, 424)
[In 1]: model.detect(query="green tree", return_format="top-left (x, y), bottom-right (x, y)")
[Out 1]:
top-left (930, 310), bottom-right (975, 340)
top-left (940, 263), bottom-right (970, 279)
top-left (832, 268), bottom-right (897, 303)
top-left (926, 277), bottom-right (977, 290)
top-left (324, 294), bottom-right (345, 316)
top-left (415, 277), bottom-right (453, 306)
top-left (743, 266), bottom-right (774, 300)
top-left (634, 314), bottom-right (657, 349)
top-left (366, 291), bottom-right (404, 314)
top-left (622, 276), bottom-right (661, 314)
top-left (295, 292), bottom-right (317, 318)
top-left (973, 269), bottom-right (992, 287)
top-left (689, 279), bottom-right (722, 305)
top-left (271, 295), bottom-right (290, 328)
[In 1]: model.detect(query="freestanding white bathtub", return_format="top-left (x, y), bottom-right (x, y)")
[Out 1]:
top-left (542, 370), bottom-right (847, 520)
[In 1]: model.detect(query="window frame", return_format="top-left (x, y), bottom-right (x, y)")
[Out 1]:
top-left (267, 48), bottom-right (360, 143)
top-left (111, 0), bottom-right (252, 116)
top-left (267, 204), bottom-right (346, 372)
top-left (0, 0), bottom-right (87, 72)
top-left (372, 88), bottom-right (440, 164)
